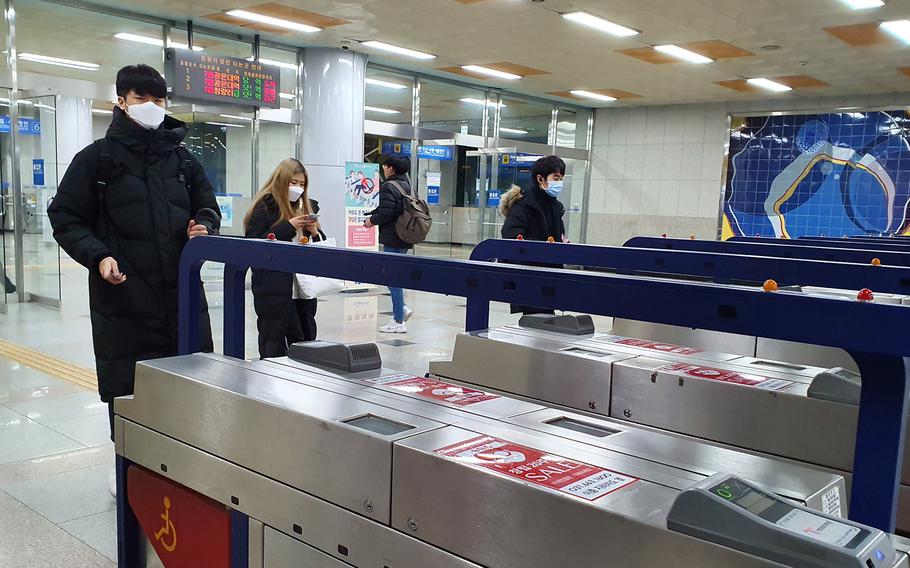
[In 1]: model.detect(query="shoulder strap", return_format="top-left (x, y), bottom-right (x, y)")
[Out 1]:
top-left (388, 180), bottom-right (413, 199)
top-left (94, 139), bottom-right (117, 237)
top-left (95, 138), bottom-right (115, 195)
top-left (176, 145), bottom-right (194, 189)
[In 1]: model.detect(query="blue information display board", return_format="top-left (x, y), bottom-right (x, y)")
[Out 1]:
top-left (426, 171), bottom-right (441, 205)
top-left (382, 141), bottom-right (453, 161)
top-left (32, 159), bottom-right (44, 186)
top-left (0, 116), bottom-right (41, 135)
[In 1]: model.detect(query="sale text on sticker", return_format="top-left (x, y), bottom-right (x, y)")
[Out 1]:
top-left (434, 435), bottom-right (638, 501)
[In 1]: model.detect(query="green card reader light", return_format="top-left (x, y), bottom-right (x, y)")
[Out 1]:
top-left (668, 473), bottom-right (903, 568)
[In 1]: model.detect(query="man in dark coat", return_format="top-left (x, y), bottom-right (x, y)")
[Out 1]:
top-left (500, 155), bottom-right (567, 315)
top-left (365, 156), bottom-right (415, 333)
top-left (47, 64), bottom-right (219, 445)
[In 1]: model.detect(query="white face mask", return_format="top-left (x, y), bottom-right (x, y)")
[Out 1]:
top-left (126, 101), bottom-right (166, 130)
top-left (288, 185), bottom-right (304, 202)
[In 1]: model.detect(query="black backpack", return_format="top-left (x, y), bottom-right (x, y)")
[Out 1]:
top-left (388, 180), bottom-right (432, 245)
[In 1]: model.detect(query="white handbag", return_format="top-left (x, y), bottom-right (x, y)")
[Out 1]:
top-left (295, 237), bottom-right (345, 299)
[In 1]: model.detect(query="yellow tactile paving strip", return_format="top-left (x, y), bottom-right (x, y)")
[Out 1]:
top-left (0, 339), bottom-right (97, 392)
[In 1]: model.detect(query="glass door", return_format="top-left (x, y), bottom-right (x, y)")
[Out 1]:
top-left (17, 94), bottom-right (61, 307)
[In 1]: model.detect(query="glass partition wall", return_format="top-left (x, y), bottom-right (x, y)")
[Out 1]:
top-left (0, 0), bottom-right (592, 307)
top-left (365, 67), bottom-right (593, 255)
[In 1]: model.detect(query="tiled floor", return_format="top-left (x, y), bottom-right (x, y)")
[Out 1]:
top-left (2, 237), bottom-right (610, 566)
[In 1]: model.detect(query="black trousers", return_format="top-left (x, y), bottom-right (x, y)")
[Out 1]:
top-left (290, 298), bottom-right (318, 343)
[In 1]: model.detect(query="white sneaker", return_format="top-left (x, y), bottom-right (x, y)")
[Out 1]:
top-left (109, 467), bottom-right (117, 498)
top-left (403, 306), bottom-right (413, 322)
top-left (379, 320), bottom-right (408, 334)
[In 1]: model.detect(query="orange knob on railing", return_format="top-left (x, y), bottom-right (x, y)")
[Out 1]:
top-left (689, 234), bottom-right (695, 240)
top-left (857, 288), bottom-right (874, 302)
top-left (762, 279), bottom-right (779, 292)
top-left (267, 233), bottom-right (276, 241)
top-left (547, 236), bottom-right (555, 243)
top-left (871, 258), bottom-right (882, 266)
top-left (516, 234), bottom-right (524, 240)
top-left (299, 236), bottom-right (310, 244)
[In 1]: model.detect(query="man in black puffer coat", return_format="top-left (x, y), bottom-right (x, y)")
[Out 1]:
top-left (47, 65), bottom-right (218, 441)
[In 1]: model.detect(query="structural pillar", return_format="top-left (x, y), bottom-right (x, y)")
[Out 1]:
top-left (300, 48), bottom-right (367, 242)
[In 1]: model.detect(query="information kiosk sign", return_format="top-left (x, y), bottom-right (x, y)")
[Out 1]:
top-left (164, 49), bottom-right (280, 109)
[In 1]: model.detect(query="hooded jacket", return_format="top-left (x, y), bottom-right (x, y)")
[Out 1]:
top-left (499, 183), bottom-right (566, 315)
top-left (500, 183), bottom-right (566, 242)
top-left (369, 174), bottom-right (413, 250)
top-left (47, 107), bottom-right (218, 401)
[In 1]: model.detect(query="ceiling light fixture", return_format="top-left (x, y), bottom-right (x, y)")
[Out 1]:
top-left (219, 114), bottom-right (254, 122)
top-left (562, 11), bottom-right (639, 37)
top-left (19, 53), bottom-right (100, 71)
top-left (365, 105), bottom-right (401, 114)
top-left (225, 9), bottom-right (321, 33)
top-left (843, 0), bottom-right (884, 8)
top-left (206, 121), bottom-right (245, 128)
top-left (569, 90), bottom-right (618, 102)
top-left (360, 40), bottom-right (436, 60)
top-left (459, 97), bottom-right (506, 107)
top-left (747, 78), bottom-right (793, 92)
top-left (279, 93), bottom-right (295, 100)
top-left (366, 77), bottom-right (408, 89)
top-left (246, 57), bottom-right (298, 70)
top-left (881, 20), bottom-right (910, 44)
top-left (654, 45), bottom-right (714, 64)
top-left (91, 108), bottom-right (113, 115)
top-left (114, 32), bottom-right (203, 52)
top-left (499, 127), bottom-right (529, 135)
top-left (461, 65), bottom-right (522, 80)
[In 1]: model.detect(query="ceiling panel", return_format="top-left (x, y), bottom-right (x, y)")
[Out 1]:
top-left (19, 0), bottom-right (910, 107)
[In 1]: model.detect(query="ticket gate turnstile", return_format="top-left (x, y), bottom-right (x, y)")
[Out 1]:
top-left (429, 315), bottom-right (910, 533)
top-left (113, 349), bottom-right (905, 568)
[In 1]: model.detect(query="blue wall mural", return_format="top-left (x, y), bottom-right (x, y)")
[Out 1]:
top-left (723, 110), bottom-right (910, 239)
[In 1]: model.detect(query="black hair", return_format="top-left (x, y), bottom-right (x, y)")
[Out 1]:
top-left (383, 155), bottom-right (411, 176)
top-left (116, 64), bottom-right (167, 99)
top-left (531, 155), bottom-right (566, 186)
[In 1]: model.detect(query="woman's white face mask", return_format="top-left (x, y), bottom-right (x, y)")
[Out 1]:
top-left (288, 185), bottom-right (305, 202)
top-left (126, 101), bottom-right (166, 130)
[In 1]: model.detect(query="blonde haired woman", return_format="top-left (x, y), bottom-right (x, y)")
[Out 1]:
top-left (244, 158), bottom-right (322, 358)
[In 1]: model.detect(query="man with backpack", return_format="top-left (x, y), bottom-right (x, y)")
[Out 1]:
top-left (365, 155), bottom-right (431, 333)
top-left (47, 64), bottom-right (219, 493)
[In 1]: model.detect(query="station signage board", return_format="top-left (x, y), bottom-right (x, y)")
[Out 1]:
top-left (165, 48), bottom-right (280, 109)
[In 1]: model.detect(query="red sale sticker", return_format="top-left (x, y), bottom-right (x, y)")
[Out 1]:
top-left (659, 363), bottom-right (794, 391)
top-left (611, 337), bottom-right (703, 355)
top-left (367, 374), bottom-right (501, 407)
top-left (434, 435), bottom-right (638, 501)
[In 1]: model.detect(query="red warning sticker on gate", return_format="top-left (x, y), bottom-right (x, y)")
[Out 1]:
top-left (659, 363), bottom-right (794, 391)
top-left (609, 337), bottom-right (704, 355)
top-left (367, 374), bottom-right (501, 407)
top-left (434, 435), bottom-right (638, 501)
